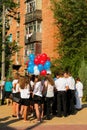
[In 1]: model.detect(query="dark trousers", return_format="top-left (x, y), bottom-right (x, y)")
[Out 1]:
top-left (52, 91), bottom-right (57, 115)
top-left (57, 91), bottom-right (67, 117)
top-left (67, 90), bottom-right (75, 114)
top-left (46, 97), bottom-right (54, 118)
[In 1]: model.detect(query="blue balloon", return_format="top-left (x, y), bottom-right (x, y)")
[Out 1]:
top-left (27, 65), bottom-right (34, 74)
top-left (29, 54), bottom-right (35, 61)
top-left (44, 61), bottom-right (51, 70)
top-left (38, 64), bottom-right (44, 71)
top-left (28, 61), bottom-right (34, 66)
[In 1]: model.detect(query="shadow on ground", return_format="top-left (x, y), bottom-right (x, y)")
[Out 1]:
top-left (82, 103), bottom-right (87, 108)
top-left (0, 116), bottom-right (42, 130)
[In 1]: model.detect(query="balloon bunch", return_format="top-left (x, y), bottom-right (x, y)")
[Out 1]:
top-left (27, 53), bottom-right (51, 76)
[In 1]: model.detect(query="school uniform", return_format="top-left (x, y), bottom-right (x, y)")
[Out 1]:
top-left (33, 81), bottom-right (43, 105)
top-left (12, 80), bottom-right (20, 103)
top-left (45, 84), bottom-right (54, 119)
top-left (75, 81), bottom-right (83, 109)
top-left (55, 77), bottom-right (67, 117)
top-left (65, 76), bottom-right (75, 114)
top-left (20, 84), bottom-right (30, 106)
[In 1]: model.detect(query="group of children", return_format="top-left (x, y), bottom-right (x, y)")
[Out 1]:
top-left (1, 72), bottom-right (83, 122)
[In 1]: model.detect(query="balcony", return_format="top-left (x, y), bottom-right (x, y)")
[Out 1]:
top-left (25, 10), bottom-right (42, 23)
top-left (25, 32), bottom-right (42, 44)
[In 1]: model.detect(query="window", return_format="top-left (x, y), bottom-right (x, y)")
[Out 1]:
top-left (8, 34), bottom-right (12, 42)
top-left (26, 0), bottom-right (36, 13)
top-left (16, 31), bottom-right (20, 44)
top-left (26, 21), bottom-right (42, 34)
top-left (17, 12), bottom-right (20, 26)
top-left (37, 21), bottom-right (42, 32)
top-left (29, 43), bottom-right (35, 53)
top-left (25, 44), bottom-right (35, 56)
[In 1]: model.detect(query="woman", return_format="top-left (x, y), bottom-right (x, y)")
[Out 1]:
top-left (33, 75), bottom-right (44, 122)
top-left (75, 77), bottom-right (83, 110)
top-left (44, 75), bottom-right (55, 120)
top-left (12, 73), bottom-right (20, 118)
top-left (19, 76), bottom-right (30, 121)
top-left (4, 77), bottom-right (13, 105)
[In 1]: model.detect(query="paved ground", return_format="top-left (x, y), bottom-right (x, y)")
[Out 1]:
top-left (0, 103), bottom-right (87, 130)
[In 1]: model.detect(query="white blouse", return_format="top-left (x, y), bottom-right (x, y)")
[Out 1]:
top-left (33, 81), bottom-right (43, 97)
top-left (75, 81), bottom-right (83, 97)
top-left (20, 84), bottom-right (30, 99)
top-left (46, 84), bottom-right (54, 97)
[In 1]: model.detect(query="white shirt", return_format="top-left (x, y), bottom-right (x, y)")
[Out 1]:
top-left (55, 77), bottom-right (67, 91)
top-left (75, 81), bottom-right (83, 97)
top-left (65, 76), bottom-right (75, 90)
top-left (46, 84), bottom-right (54, 97)
top-left (12, 79), bottom-right (19, 93)
top-left (20, 84), bottom-right (30, 99)
top-left (33, 81), bottom-right (43, 97)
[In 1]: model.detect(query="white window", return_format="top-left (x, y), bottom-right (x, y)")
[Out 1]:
top-left (26, 21), bottom-right (42, 34)
top-left (26, 0), bottom-right (36, 13)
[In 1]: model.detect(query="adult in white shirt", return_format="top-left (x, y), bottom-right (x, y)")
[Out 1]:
top-left (55, 72), bottom-right (68, 117)
top-left (75, 78), bottom-right (83, 110)
top-left (33, 76), bottom-right (43, 122)
top-left (64, 72), bottom-right (75, 115)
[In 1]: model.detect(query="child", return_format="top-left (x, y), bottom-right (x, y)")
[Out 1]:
top-left (19, 76), bottom-right (30, 121)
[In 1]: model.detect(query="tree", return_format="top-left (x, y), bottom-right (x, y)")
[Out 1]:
top-left (51, 0), bottom-right (87, 78)
top-left (0, 0), bottom-right (19, 78)
top-left (51, 0), bottom-right (87, 101)
top-left (78, 58), bottom-right (87, 101)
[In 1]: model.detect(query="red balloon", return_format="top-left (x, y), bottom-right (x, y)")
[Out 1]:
top-left (41, 53), bottom-right (47, 61)
top-left (40, 70), bottom-right (47, 76)
top-left (40, 59), bottom-right (46, 65)
top-left (36, 54), bottom-right (41, 63)
top-left (26, 60), bottom-right (29, 66)
top-left (47, 57), bottom-right (50, 61)
top-left (34, 58), bottom-right (39, 65)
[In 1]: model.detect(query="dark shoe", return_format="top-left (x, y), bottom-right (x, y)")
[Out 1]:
top-left (12, 115), bottom-right (17, 117)
top-left (57, 115), bottom-right (62, 117)
top-left (46, 116), bottom-right (51, 120)
top-left (64, 115), bottom-right (67, 117)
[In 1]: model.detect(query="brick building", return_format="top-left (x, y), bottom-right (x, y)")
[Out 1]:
top-left (8, 0), bottom-right (58, 75)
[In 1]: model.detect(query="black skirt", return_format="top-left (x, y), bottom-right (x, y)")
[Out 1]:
top-left (20, 98), bottom-right (30, 106)
top-left (5, 91), bottom-right (12, 98)
top-left (33, 95), bottom-right (43, 105)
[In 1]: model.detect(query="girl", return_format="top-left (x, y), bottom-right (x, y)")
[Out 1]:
top-left (19, 76), bottom-right (30, 121)
top-left (44, 75), bottom-right (55, 120)
top-left (33, 75), bottom-right (44, 122)
top-left (75, 77), bottom-right (83, 110)
top-left (4, 77), bottom-right (13, 106)
top-left (12, 74), bottom-right (20, 118)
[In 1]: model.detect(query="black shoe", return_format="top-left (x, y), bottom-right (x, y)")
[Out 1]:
top-left (64, 115), bottom-right (67, 117)
top-left (46, 117), bottom-right (51, 120)
top-left (12, 115), bottom-right (17, 117)
top-left (57, 115), bottom-right (62, 117)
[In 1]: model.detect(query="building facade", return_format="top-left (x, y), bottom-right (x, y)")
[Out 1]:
top-left (7, 0), bottom-right (58, 75)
